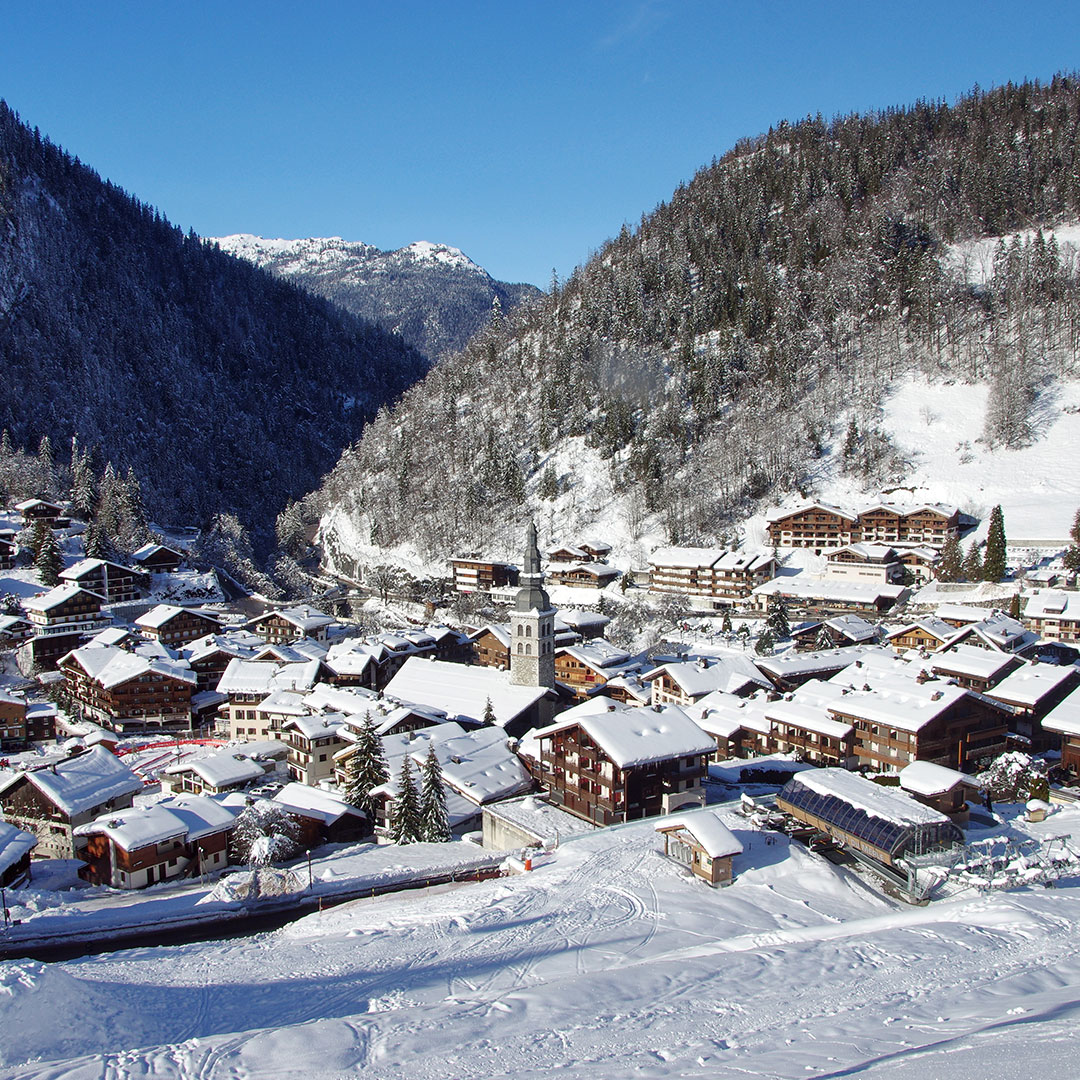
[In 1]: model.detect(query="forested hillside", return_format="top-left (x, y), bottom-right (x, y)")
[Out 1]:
top-left (211, 235), bottom-right (541, 361)
top-left (316, 77), bottom-right (1080, 575)
top-left (0, 101), bottom-right (427, 548)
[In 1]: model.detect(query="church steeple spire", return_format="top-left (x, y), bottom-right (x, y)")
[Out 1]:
top-left (510, 520), bottom-right (556, 689)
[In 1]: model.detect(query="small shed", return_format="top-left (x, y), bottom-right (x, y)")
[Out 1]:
top-left (899, 761), bottom-right (977, 822)
top-left (0, 820), bottom-right (37, 887)
top-left (655, 808), bottom-right (743, 887)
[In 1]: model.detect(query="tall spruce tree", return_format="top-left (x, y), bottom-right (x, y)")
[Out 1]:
top-left (962, 540), bottom-right (983, 582)
top-left (391, 758), bottom-right (422, 845)
top-left (342, 712), bottom-right (388, 816)
top-left (983, 505), bottom-right (1007, 582)
top-left (937, 534), bottom-right (963, 582)
top-left (755, 626), bottom-right (776, 656)
top-left (35, 527), bottom-right (63, 586)
top-left (419, 745), bottom-right (451, 843)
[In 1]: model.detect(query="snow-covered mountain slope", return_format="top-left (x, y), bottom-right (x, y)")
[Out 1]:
top-left (211, 234), bottom-right (541, 359)
top-left (7, 812), bottom-right (1080, 1078)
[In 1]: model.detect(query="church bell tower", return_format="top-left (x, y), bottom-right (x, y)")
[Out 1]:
top-left (510, 521), bottom-right (556, 689)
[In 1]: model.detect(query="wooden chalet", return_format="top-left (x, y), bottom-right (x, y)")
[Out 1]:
top-left (827, 680), bottom-right (1009, 773)
top-left (790, 614), bottom-right (881, 652)
top-left (271, 783), bottom-right (370, 847)
top-left (764, 681), bottom-right (857, 767)
top-left (545, 561), bottom-right (621, 589)
top-left (60, 644), bottom-right (197, 734)
top-left (655, 809), bottom-right (743, 887)
top-left (0, 531), bottom-right (17, 570)
top-left (929, 644), bottom-right (1024, 692)
top-left (162, 742), bottom-right (285, 796)
top-left (0, 746), bottom-right (143, 859)
top-left (1023, 590), bottom-right (1080, 644)
top-left (130, 542), bottom-right (185, 573)
top-left (450, 557), bottom-right (519, 594)
top-left (649, 547), bottom-right (777, 605)
top-left (247, 605), bottom-right (334, 644)
top-left (470, 624), bottom-right (512, 669)
top-left (554, 640), bottom-right (639, 698)
top-left (14, 498), bottom-right (65, 526)
top-left (750, 577), bottom-right (909, 617)
top-left (135, 604), bottom-right (223, 645)
top-left (766, 503), bottom-right (858, 550)
top-left (898, 761), bottom-right (977, 822)
top-left (0, 691), bottom-right (57, 751)
top-left (533, 702), bottom-right (715, 826)
top-left (0, 821), bottom-right (37, 888)
top-left (643, 656), bottom-right (770, 707)
top-left (984, 662), bottom-right (1080, 750)
top-left (181, 633), bottom-right (261, 692)
top-left (767, 501), bottom-right (963, 550)
top-left (59, 558), bottom-right (148, 603)
top-left (886, 617), bottom-right (956, 652)
top-left (76, 796), bottom-right (235, 888)
top-left (0, 614), bottom-right (34, 647)
top-left (24, 585), bottom-right (105, 637)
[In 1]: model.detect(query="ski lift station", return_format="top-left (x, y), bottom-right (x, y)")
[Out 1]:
top-left (777, 768), bottom-right (964, 870)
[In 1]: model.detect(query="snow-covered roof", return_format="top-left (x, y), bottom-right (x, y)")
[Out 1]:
top-left (886, 617), bottom-right (955, 643)
top-left (14, 498), bottom-right (63, 512)
top-left (648, 546), bottom-right (725, 569)
top-left (934, 603), bottom-right (992, 625)
top-left (756, 645), bottom-right (886, 682)
top-left (827, 679), bottom-right (971, 733)
top-left (182, 631), bottom-right (263, 664)
top-left (899, 761), bottom-right (975, 797)
top-left (163, 749), bottom-right (268, 789)
top-left (272, 782), bottom-right (363, 825)
top-left (471, 623), bottom-right (511, 649)
top-left (930, 644), bottom-right (1018, 681)
top-left (63, 644), bottom-right (196, 690)
top-left (251, 606), bottom-right (334, 632)
top-left (59, 557), bottom-right (133, 581)
top-left (23, 584), bottom-right (98, 613)
top-left (0, 819), bottom-right (37, 874)
top-left (75, 795), bottom-right (236, 850)
top-left (558, 609), bottom-right (611, 632)
top-left (656, 808), bottom-right (743, 858)
top-left (481, 794), bottom-right (596, 842)
top-left (694, 691), bottom-right (774, 738)
top-left (1024, 590), bottom-right (1080, 620)
top-left (384, 656), bottom-right (548, 729)
top-left (1042, 687), bottom-right (1080, 737)
top-left (985, 663), bottom-right (1079, 707)
top-left (256, 689), bottom-right (308, 716)
top-left (136, 604), bottom-right (221, 630)
top-left (281, 713), bottom-right (346, 740)
top-left (644, 656), bottom-right (770, 698)
top-left (536, 703), bottom-right (715, 769)
top-left (824, 543), bottom-right (899, 563)
top-left (558, 639), bottom-right (634, 671)
top-left (766, 501), bottom-right (857, 524)
top-left (753, 577), bottom-right (908, 604)
top-left (785, 768), bottom-right (949, 826)
top-left (303, 683), bottom-right (380, 716)
top-left (131, 542), bottom-right (183, 562)
top-left (821, 614), bottom-right (880, 641)
top-left (765, 681), bottom-right (855, 740)
top-left (88, 626), bottom-right (131, 648)
top-left (0, 746), bottom-right (142, 816)
top-left (216, 657), bottom-right (322, 695)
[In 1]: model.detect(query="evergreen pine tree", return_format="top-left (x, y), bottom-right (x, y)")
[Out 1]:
top-left (35, 527), bottom-right (63, 586)
top-left (28, 517), bottom-right (51, 562)
top-left (755, 627), bottom-right (775, 655)
top-left (418, 745), bottom-right (451, 843)
top-left (391, 757), bottom-right (422, 845)
top-left (342, 712), bottom-right (388, 816)
top-left (766, 592), bottom-right (790, 638)
top-left (842, 417), bottom-right (860, 461)
top-left (1009, 591), bottom-right (1021, 620)
top-left (120, 466), bottom-right (152, 548)
top-left (983, 505), bottom-right (1007, 582)
top-left (937, 534), bottom-right (963, 582)
top-left (721, 610), bottom-right (733, 634)
top-left (83, 520), bottom-right (110, 561)
top-left (482, 696), bottom-right (496, 726)
top-left (962, 540), bottom-right (983, 582)
top-left (70, 447), bottom-right (96, 520)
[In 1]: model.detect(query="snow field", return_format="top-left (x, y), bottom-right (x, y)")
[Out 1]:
top-left (7, 806), bottom-right (1080, 1077)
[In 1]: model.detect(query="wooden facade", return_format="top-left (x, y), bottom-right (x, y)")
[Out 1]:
top-left (59, 559), bottom-right (148, 602)
top-left (537, 723), bottom-right (708, 826)
top-left (79, 825), bottom-right (230, 888)
top-left (768, 503), bottom-right (961, 550)
top-left (450, 558), bottom-right (519, 594)
top-left (137, 606), bottom-right (223, 646)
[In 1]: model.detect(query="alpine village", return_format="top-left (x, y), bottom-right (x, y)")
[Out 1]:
top-left (5, 59), bottom-right (1080, 1080)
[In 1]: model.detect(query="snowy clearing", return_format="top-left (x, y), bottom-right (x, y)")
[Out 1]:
top-left (5, 805), bottom-right (1080, 1077)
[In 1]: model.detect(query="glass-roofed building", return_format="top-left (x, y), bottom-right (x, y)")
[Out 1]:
top-left (777, 768), bottom-right (964, 868)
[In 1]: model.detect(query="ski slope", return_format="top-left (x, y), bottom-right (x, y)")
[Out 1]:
top-left (5, 807), bottom-right (1080, 1078)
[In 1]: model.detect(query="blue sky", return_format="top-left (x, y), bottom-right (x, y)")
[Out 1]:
top-left (3, 2), bottom-right (1079, 286)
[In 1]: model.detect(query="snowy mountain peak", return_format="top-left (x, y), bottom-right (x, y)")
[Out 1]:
top-left (401, 241), bottom-right (483, 273)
